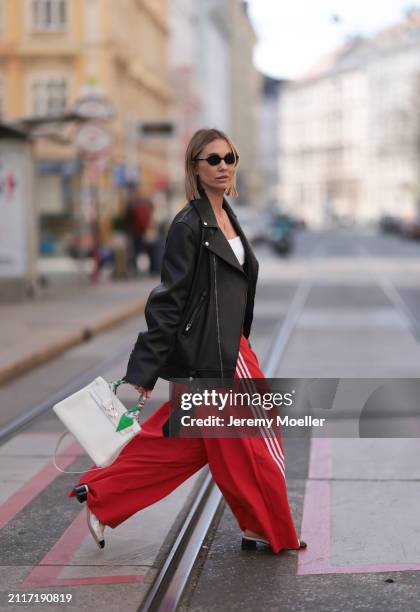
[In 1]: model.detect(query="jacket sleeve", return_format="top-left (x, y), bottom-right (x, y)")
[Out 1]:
top-left (124, 220), bottom-right (198, 389)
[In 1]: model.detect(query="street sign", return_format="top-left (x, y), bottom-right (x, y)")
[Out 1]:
top-left (74, 123), bottom-right (113, 157)
top-left (74, 95), bottom-right (114, 120)
top-left (138, 121), bottom-right (175, 138)
top-left (74, 87), bottom-right (115, 121)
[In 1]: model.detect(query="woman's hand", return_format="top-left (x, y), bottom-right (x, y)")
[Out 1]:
top-left (131, 384), bottom-right (152, 400)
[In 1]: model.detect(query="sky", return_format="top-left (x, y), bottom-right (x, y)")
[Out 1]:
top-left (247, 0), bottom-right (420, 79)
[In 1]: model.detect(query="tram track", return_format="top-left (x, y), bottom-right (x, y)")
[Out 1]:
top-left (0, 272), bottom-right (314, 612)
top-left (0, 246), bottom-right (324, 612)
top-left (145, 237), bottom-right (420, 612)
top-left (0, 342), bottom-right (135, 444)
top-left (7, 237), bottom-right (418, 612)
top-left (138, 264), bottom-right (323, 612)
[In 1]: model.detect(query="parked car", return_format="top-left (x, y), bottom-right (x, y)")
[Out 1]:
top-left (379, 215), bottom-right (403, 234)
top-left (235, 208), bottom-right (295, 254)
top-left (235, 209), bottom-right (270, 245)
top-left (267, 213), bottom-right (295, 255)
top-left (290, 215), bottom-right (307, 230)
top-left (268, 201), bottom-right (308, 229)
top-left (401, 217), bottom-right (420, 239)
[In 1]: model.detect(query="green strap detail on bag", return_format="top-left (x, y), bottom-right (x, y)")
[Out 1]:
top-left (112, 378), bottom-right (147, 432)
top-left (115, 404), bottom-right (141, 432)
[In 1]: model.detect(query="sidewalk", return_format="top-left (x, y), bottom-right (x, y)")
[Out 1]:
top-left (1, 277), bottom-right (158, 385)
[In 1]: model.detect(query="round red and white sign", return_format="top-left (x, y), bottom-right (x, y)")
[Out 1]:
top-left (74, 123), bottom-right (113, 156)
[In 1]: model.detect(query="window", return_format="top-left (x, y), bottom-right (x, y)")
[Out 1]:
top-left (31, 77), bottom-right (67, 115)
top-left (31, 0), bottom-right (67, 31)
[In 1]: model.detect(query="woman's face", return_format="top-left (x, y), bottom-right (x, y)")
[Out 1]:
top-left (195, 138), bottom-right (236, 194)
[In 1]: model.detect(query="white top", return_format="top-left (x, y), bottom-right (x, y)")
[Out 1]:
top-left (228, 235), bottom-right (245, 266)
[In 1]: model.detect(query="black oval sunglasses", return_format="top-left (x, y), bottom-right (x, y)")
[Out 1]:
top-left (194, 152), bottom-right (238, 166)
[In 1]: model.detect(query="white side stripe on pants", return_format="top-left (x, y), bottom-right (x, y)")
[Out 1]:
top-left (235, 350), bottom-right (285, 480)
top-left (237, 351), bottom-right (285, 468)
top-left (235, 360), bottom-right (285, 478)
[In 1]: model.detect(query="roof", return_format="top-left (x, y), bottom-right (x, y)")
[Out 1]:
top-left (296, 8), bottom-right (420, 84)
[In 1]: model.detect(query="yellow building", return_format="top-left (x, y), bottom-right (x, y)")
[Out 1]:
top-left (0, 0), bottom-right (171, 252)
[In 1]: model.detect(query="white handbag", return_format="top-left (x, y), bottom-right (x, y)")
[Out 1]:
top-left (53, 377), bottom-right (145, 472)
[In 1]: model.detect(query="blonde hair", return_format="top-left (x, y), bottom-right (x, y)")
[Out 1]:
top-left (185, 128), bottom-right (240, 201)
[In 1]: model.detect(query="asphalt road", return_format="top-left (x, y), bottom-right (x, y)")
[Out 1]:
top-left (2, 226), bottom-right (420, 612)
top-left (185, 227), bottom-right (420, 612)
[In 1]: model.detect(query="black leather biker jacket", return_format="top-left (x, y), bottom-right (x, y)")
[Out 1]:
top-left (124, 190), bottom-right (259, 390)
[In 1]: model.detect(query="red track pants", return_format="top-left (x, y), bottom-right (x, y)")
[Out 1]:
top-left (69, 335), bottom-right (300, 553)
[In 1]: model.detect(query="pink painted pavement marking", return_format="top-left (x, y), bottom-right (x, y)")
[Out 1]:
top-left (0, 432), bottom-right (146, 588)
top-left (21, 506), bottom-right (146, 588)
top-left (308, 436), bottom-right (332, 479)
top-left (0, 437), bottom-right (83, 530)
top-left (297, 479), bottom-right (331, 575)
top-left (297, 437), bottom-right (420, 575)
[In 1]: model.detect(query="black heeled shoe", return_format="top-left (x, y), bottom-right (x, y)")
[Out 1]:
top-left (241, 533), bottom-right (270, 549)
top-left (241, 537), bottom-right (258, 550)
top-left (73, 484), bottom-right (89, 503)
top-left (241, 533), bottom-right (308, 551)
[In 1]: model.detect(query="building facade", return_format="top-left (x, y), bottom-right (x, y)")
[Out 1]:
top-left (0, 0), bottom-right (171, 252)
top-left (195, 0), bottom-right (231, 132)
top-left (259, 75), bottom-right (286, 209)
top-left (168, 0), bottom-right (262, 210)
top-left (280, 10), bottom-right (420, 227)
top-left (168, 0), bottom-right (201, 208)
top-left (228, 0), bottom-right (261, 208)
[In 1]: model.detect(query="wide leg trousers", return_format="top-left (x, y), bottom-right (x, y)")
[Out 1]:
top-left (68, 335), bottom-right (300, 553)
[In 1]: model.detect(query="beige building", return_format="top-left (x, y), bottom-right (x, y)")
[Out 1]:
top-left (168, 0), bottom-right (262, 210)
top-left (168, 0), bottom-right (201, 209)
top-left (229, 0), bottom-right (261, 208)
top-left (0, 0), bottom-right (171, 251)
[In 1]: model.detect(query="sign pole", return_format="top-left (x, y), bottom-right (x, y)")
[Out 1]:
top-left (74, 123), bottom-right (113, 283)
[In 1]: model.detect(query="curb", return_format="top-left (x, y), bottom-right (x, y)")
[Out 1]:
top-left (0, 298), bottom-right (147, 386)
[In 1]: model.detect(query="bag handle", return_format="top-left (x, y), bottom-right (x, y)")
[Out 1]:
top-left (112, 378), bottom-right (147, 412)
top-left (52, 431), bottom-right (92, 474)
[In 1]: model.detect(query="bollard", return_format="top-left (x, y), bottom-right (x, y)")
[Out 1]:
top-left (113, 245), bottom-right (127, 279)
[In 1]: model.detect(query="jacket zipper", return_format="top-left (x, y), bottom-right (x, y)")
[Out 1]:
top-left (238, 286), bottom-right (248, 348)
top-left (183, 291), bottom-right (207, 334)
top-left (212, 254), bottom-right (224, 381)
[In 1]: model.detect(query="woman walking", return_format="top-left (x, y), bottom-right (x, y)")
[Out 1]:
top-left (69, 128), bottom-right (306, 555)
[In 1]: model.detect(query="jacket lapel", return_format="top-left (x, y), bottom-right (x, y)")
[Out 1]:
top-left (223, 199), bottom-right (259, 281)
top-left (191, 194), bottom-right (246, 275)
